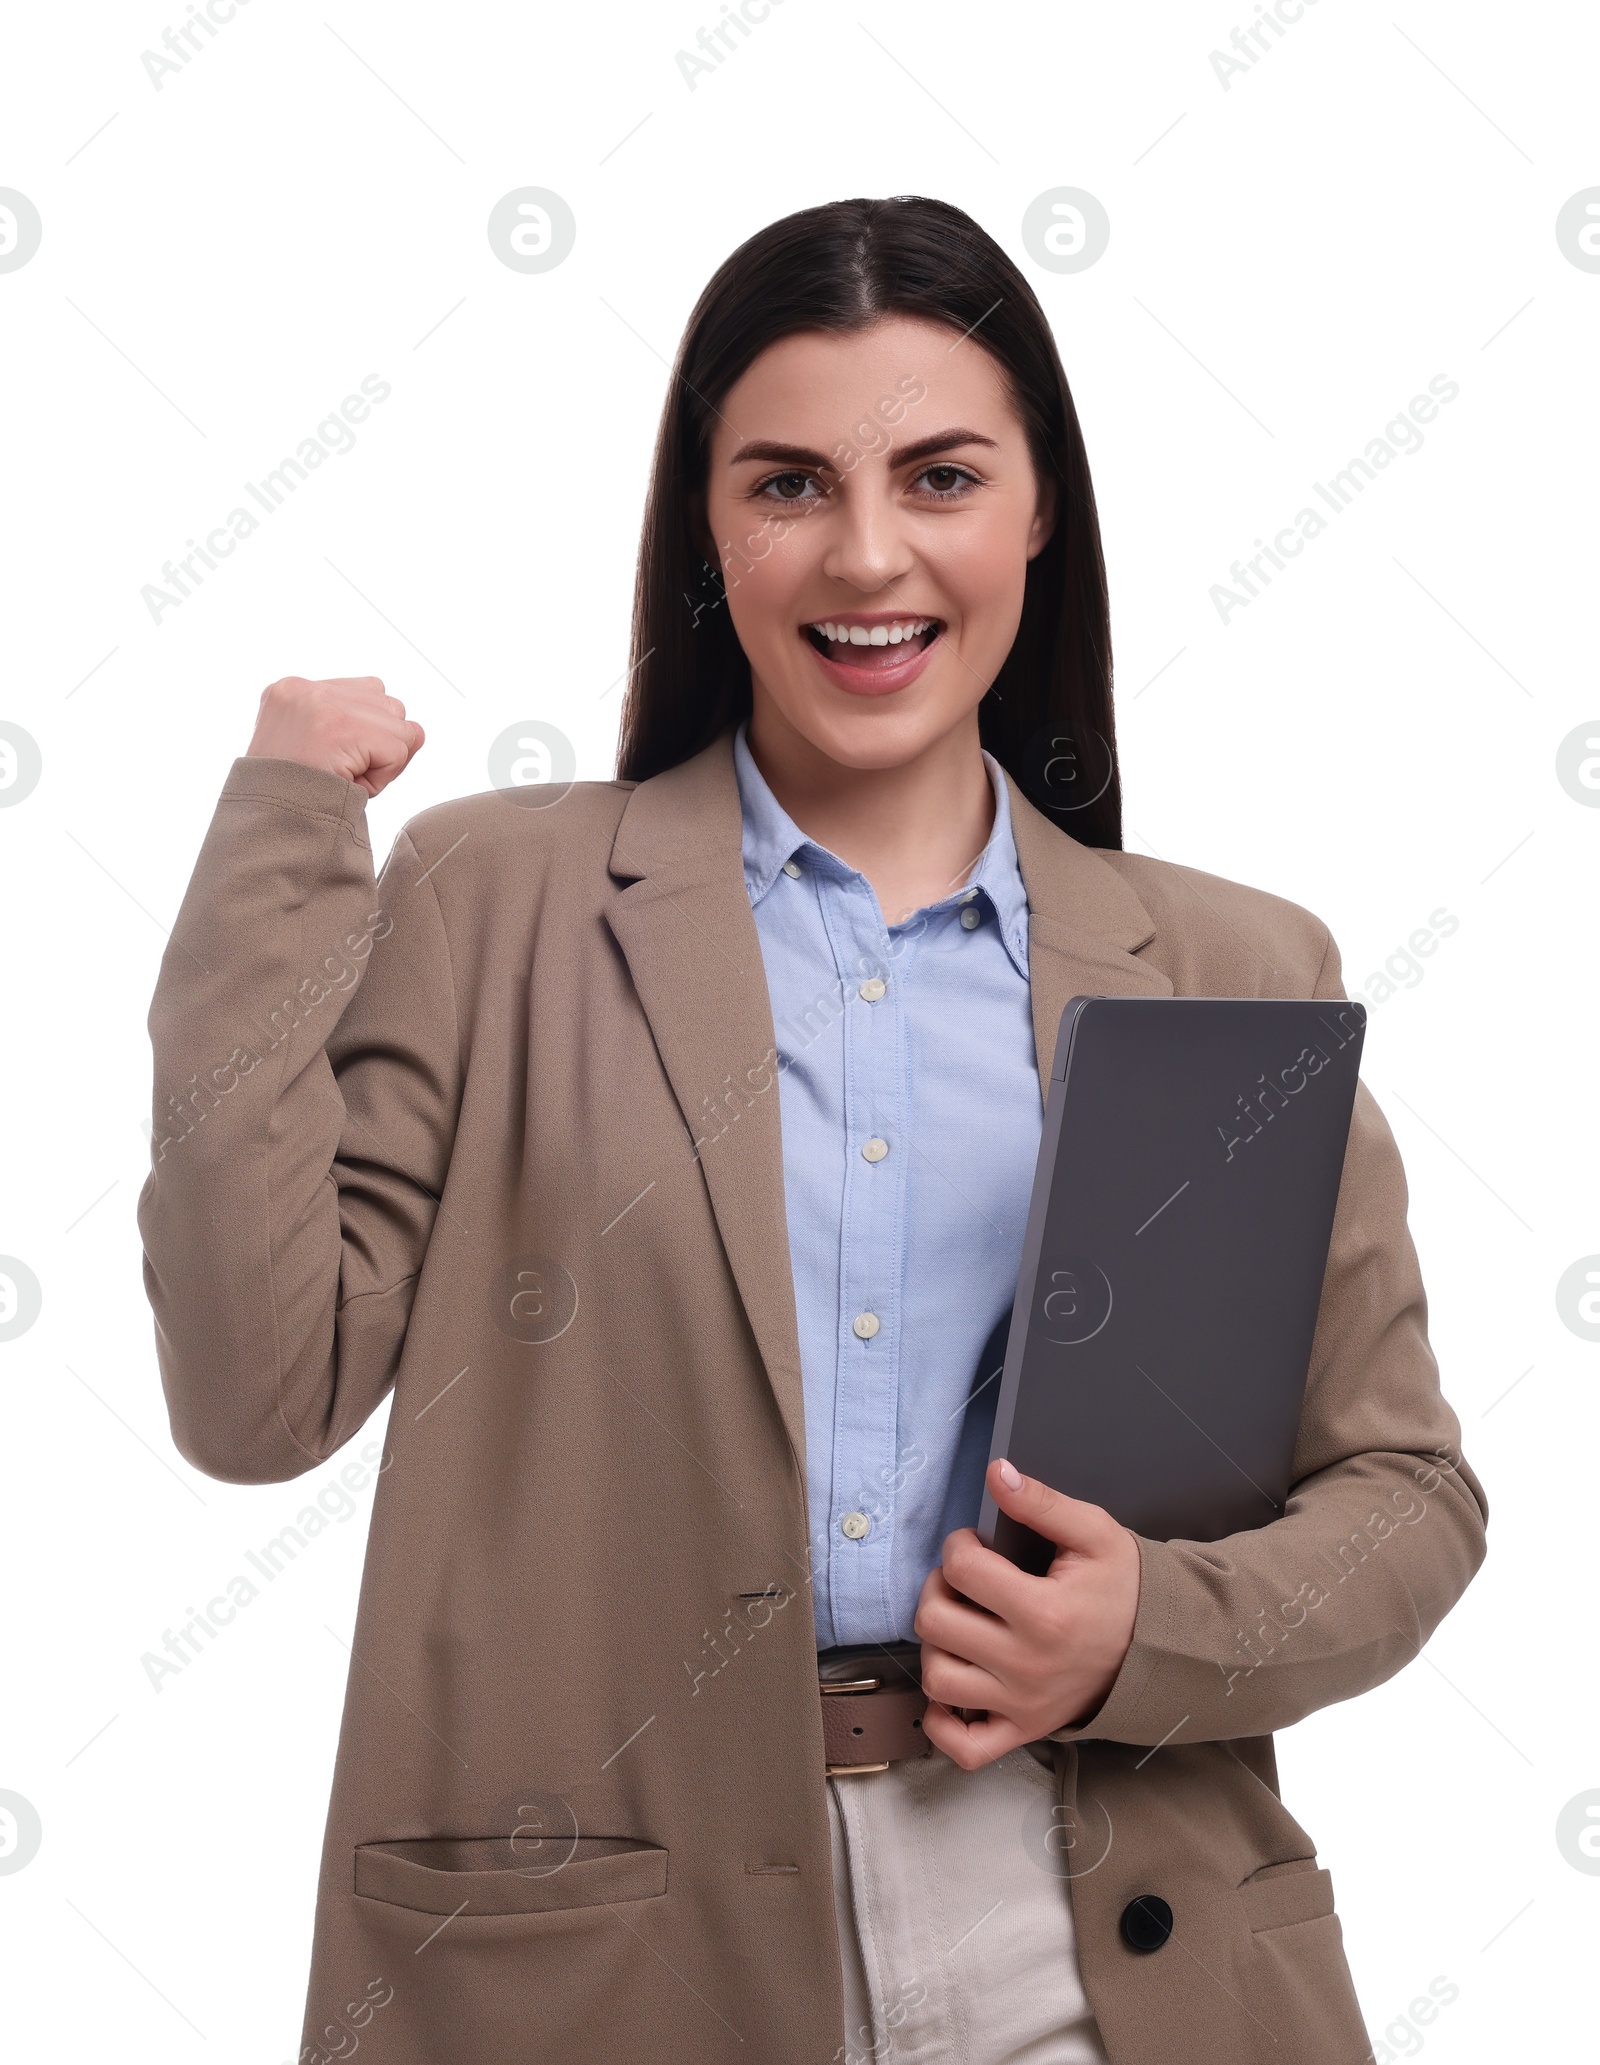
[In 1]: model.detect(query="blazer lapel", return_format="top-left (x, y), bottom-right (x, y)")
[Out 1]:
top-left (1004, 773), bottom-right (1174, 1094)
top-left (604, 735), bottom-right (808, 1471)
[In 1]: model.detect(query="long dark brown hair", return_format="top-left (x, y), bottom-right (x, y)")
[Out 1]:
top-left (616, 195), bottom-right (1122, 849)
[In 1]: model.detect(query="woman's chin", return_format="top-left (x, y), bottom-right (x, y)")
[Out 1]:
top-left (761, 686), bottom-right (980, 776)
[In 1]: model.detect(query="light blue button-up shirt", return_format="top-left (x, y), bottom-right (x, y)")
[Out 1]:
top-left (732, 723), bottom-right (1043, 1649)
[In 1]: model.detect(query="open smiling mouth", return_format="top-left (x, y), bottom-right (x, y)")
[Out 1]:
top-left (801, 616), bottom-right (944, 690)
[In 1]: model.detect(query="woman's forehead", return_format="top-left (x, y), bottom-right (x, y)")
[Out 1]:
top-left (711, 317), bottom-right (1017, 455)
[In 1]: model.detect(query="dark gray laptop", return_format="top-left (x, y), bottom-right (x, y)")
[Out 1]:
top-left (977, 996), bottom-right (1365, 1572)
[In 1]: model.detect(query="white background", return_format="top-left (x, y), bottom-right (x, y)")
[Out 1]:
top-left (1, 0), bottom-right (1595, 2055)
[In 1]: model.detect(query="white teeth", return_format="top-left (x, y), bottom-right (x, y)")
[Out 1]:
top-left (811, 618), bottom-right (933, 646)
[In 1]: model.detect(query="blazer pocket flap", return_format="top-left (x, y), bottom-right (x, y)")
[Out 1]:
top-left (1238, 1862), bottom-right (1335, 1934)
top-left (355, 1835), bottom-right (668, 1915)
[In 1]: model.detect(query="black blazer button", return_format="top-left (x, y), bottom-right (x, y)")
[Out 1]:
top-left (1119, 1895), bottom-right (1173, 1952)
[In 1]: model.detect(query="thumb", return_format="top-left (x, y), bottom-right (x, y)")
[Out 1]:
top-left (988, 1457), bottom-right (1115, 1555)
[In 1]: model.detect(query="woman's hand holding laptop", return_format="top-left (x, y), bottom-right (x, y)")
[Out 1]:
top-left (914, 1456), bottom-right (1141, 1768)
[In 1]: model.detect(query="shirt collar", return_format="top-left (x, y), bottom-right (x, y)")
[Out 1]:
top-left (732, 722), bottom-right (1031, 977)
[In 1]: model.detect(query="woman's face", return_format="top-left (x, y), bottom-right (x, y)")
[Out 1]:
top-left (703, 315), bottom-right (1054, 773)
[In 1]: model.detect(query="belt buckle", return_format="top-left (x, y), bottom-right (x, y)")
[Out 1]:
top-left (821, 1672), bottom-right (890, 1777)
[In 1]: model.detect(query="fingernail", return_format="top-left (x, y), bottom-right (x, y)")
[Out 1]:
top-left (997, 1458), bottom-right (1022, 1490)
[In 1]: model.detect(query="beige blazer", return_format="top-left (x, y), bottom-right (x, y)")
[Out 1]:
top-left (138, 731), bottom-right (1486, 2065)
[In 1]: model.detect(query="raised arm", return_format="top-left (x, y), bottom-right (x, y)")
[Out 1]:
top-left (136, 678), bottom-right (456, 1482)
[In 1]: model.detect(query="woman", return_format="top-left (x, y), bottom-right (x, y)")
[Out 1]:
top-left (139, 197), bottom-right (1486, 2065)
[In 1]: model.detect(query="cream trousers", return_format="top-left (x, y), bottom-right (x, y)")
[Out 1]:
top-left (825, 1742), bottom-right (1112, 2065)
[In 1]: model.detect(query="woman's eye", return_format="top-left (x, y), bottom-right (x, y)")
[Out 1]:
top-left (756, 471), bottom-right (821, 502)
top-left (914, 464), bottom-right (977, 500)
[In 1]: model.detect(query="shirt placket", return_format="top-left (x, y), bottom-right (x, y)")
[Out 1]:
top-left (822, 871), bottom-right (913, 1644)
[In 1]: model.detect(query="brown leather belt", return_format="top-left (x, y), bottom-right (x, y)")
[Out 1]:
top-left (818, 1642), bottom-right (931, 1776)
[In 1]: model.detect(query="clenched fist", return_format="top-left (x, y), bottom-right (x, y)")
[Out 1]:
top-left (246, 675), bottom-right (424, 798)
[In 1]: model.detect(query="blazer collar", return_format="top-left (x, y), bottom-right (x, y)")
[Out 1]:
top-left (1000, 767), bottom-right (1174, 1083)
top-left (603, 730), bottom-right (1172, 1469)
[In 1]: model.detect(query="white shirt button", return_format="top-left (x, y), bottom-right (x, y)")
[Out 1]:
top-left (852, 1311), bottom-right (881, 1340)
top-left (782, 858), bottom-right (802, 878)
top-left (861, 1137), bottom-right (889, 1163)
top-left (840, 1511), bottom-right (871, 1540)
top-left (959, 905), bottom-right (982, 930)
top-left (859, 976), bottom-right (887, 1002)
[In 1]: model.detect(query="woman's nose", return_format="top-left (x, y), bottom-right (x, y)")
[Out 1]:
top-left (819, 480), bottom-right (916, 594)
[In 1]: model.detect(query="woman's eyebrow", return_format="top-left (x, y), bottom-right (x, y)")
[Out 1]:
top-left (726, 427), bottom-right (1001, 469)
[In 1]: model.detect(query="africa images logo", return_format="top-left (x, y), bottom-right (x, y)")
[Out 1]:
top-left (1209, 375), bottom-right (1460, 624)
top-left (140, 375), bottom-right (392, 625)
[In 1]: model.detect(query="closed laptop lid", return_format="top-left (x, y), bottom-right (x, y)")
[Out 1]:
top-left (979, 996), bottom-right (1365, 1569)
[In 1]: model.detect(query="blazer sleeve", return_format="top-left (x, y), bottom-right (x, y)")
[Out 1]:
top-left (1051, 923), bottom-right (1488, 1747)
top-left (136, 755), bottom-right (461, 1484)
